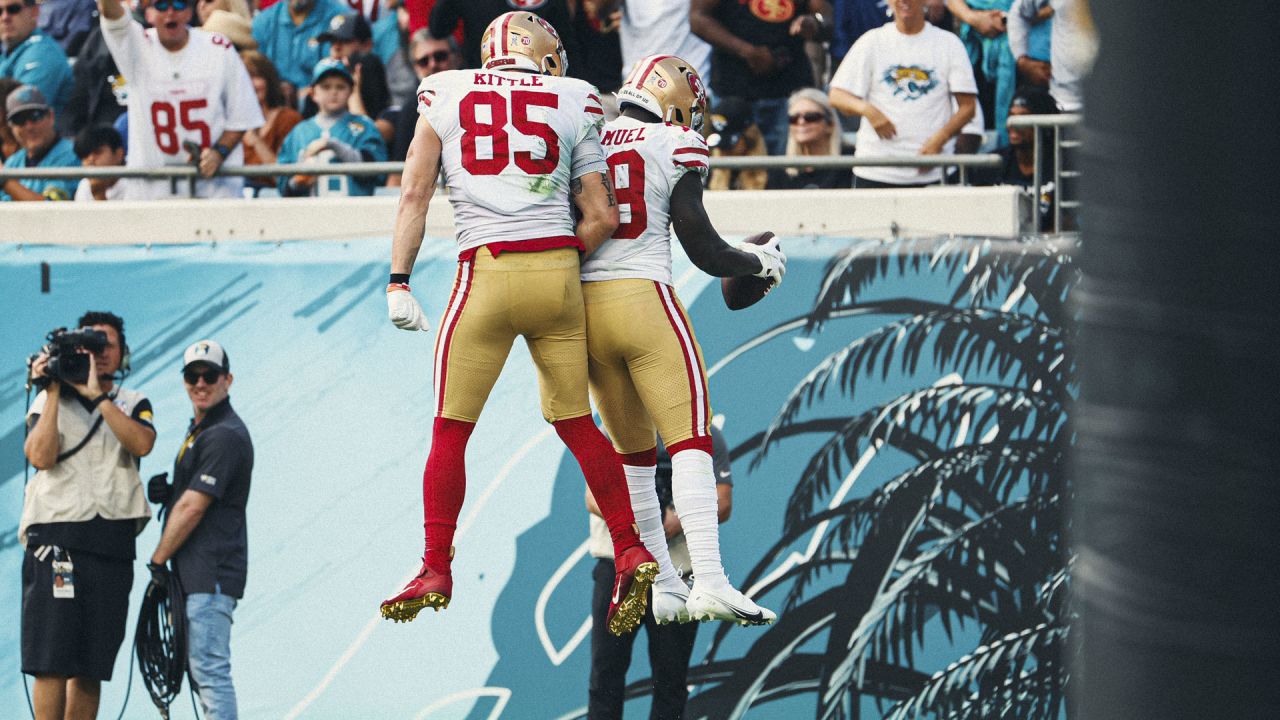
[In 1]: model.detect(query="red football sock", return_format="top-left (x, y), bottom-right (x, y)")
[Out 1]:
top-left (553, 414), bottom-right (641, 556)
top-left (422, 417), bottom-right (475, 574)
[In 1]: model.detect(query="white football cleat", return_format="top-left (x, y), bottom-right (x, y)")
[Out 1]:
top-left (651, 584), bottom-right (692, 625)
top-left (686, 580), bottom-right (776, 626)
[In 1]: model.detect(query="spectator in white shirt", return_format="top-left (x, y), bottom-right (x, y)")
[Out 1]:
top-left (829, 0), bottom-right (977, 187)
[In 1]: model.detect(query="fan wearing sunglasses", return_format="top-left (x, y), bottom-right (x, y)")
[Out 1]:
top-left (0, 0), bottom-right (73, 118)
top-left (149, 339), bottom-right (253, 720)
top-left (1, 84), bottom-right (79, 202)
top-left (387, 28), bottom-right (457, 179)
top-left (765, 87), bottom-right (853, 191)
top-left (95, 0), bottom-right (264, 199)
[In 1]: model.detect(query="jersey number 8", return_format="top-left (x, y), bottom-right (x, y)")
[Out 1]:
top-left (459, 90), bottom-right (560, 176)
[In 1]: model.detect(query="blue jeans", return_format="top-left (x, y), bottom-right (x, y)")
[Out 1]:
top-left (751, 97), bottom-right (791, 156)
top-left (187, 590), bottom-right (238, 720)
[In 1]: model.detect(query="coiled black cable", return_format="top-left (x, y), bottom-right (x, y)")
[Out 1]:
top-left (135, 568), bottom-right (188, 719)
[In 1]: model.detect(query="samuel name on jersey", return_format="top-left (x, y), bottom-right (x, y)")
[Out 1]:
top-left (579, 117), bottom-right (709, 286)
top-left (415, 68), bottom-right (606, 256)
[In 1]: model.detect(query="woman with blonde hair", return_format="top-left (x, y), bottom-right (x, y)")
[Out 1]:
top-left (767, 87), bottom-right (853, 190)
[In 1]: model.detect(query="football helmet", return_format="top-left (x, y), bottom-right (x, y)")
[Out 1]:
top-left (480, 11), bottom-right (567, 77)
top-left (616, 55), bottom-right (708, 131)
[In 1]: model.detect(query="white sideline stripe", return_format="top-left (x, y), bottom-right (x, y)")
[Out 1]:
top-left (285, 426), bottom-right (558, 719)
top-left (534, 539), bottom-right (594, 666)
top-left (413, 687), bottom-right (512, 720)
top-left (657, 283), bottom-right (707, 437)
top-left (434, 260), bottom-right (472, 413)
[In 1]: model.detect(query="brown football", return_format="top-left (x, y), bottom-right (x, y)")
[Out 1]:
top-left (721, 231), bottom-right (778, 311)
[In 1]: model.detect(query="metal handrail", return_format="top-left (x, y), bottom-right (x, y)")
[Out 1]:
top-left (1008, 113), bottom-right (1082, 232)
top-left (0, 154), bottom-right (1002, 183)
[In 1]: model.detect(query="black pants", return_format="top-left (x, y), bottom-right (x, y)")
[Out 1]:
top-left (589, 559), bottom-right (698, 720)
top-left (853, 176), bottom-right (935, 189)
top-left (22, 546), bottom-right (133, 681)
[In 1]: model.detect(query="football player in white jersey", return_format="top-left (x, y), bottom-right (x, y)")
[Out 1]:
top-left (97, 0), bottom-right (263, 199)
top-left (581, 55), bottom-right (785, 626)
top-left (380, 12), bottom-right (657, 635)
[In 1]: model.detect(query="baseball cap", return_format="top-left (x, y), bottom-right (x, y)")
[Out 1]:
top-left (707, 97), bottom-right (753, 150)
top-left (6, 85), bottom-right (50, 118)
top-left (318, 12), bottom-right (371, 43)
top-left (182, 339), bottom-right (230, 373)
top-left (1010, 85), bottom-right (1059, 116)
top-left (311, 57), bottom-right (354, 85)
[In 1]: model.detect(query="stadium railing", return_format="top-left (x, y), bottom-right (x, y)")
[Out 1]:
top-left (0, 155), bottom-right (1002, 191)
top-left (1008, 113), bottom-right (1083, 232)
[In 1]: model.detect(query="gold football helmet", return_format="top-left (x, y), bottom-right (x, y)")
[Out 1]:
top-left (615, 55), bottom-right (708, 131)
top-left (480, 11), bottom-right (567, 77)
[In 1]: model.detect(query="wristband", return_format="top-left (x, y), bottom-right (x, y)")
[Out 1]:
top-left (213, 142), bottom-right (232, 159)
top-left (92, 393), bottom-right (110, 407)
top-left (389, 273), bottom-right (411, 285)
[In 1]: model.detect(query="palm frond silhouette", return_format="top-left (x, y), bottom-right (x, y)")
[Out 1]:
top-left (679, 236), bottom-right (1079, 719)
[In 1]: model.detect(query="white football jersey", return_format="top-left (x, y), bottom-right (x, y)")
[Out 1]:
top-left (100, 16), bottom-right (263, 199)
top-left (416, 69), bottom-right (606, 255)
top-left (579, 116), bottom-right (709, 286)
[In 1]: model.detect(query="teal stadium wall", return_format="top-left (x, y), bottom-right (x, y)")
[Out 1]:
top-left (0, 232), bottom-right (1070, 718)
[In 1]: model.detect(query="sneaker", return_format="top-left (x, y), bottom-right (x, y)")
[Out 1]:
top-left (607, 544), bottom-right (658, 636)
top-left (686, 580), bottom-right (776, 626)
top-left (380, 560), bottom-right (452, 623)
top-left (651, 582), bottom-right (692, 625)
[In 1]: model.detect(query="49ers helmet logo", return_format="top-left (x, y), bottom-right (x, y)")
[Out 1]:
top-left (687, 71), bottom-right (707, 106)
top-left (506, 0), bottom-right (548, 9)
top-left (749, 0), bottom-right (795, 23)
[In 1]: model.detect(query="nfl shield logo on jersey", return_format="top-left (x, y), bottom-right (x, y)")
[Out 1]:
top-left (506, 0), bottom-right (548, 9)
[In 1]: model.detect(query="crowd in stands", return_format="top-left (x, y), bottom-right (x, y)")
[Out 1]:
top-left (0, 0), bottom-right (1089, 202)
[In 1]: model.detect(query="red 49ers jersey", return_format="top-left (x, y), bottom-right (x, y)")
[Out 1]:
top-left (579, 116), bottom-right (709, 286)
top-left (416, 69), bottom-right (607, 255)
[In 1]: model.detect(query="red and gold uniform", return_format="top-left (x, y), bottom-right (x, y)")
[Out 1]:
top-left (417, 67), bottom-right (606, 422)
top-left (581, 116), bottom-right (713, 455)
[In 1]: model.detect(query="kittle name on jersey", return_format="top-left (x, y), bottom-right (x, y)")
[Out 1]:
top-left (600, 126), bottom-right (647, 146)
top-left (473, 72), bottom-right (546, 87)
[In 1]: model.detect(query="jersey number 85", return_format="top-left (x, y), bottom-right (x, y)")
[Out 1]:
top-left (459, 90), bottom-right (560, 176)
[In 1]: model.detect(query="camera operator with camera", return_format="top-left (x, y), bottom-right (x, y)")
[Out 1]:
top-left (20, 311), bottom-right (155, 720)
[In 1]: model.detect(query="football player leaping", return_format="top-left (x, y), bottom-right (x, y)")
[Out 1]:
top-left (582, 55), bottom-right (785, 625)
top-left (381, 12), bottom-right (657, 635)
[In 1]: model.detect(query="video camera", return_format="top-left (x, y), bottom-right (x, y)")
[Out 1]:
top-left (28, 327), bottom-right (109, 390)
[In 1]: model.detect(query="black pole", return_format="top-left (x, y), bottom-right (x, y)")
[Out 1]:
top-left (1072, 2), bottom-right (1280, 718)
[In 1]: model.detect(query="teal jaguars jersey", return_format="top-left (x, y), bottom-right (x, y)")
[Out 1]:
top-left (277, 111), bottom-right (387, 196)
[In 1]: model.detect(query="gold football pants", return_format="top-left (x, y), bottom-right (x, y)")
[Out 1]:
top-left (434, 248), bottom-right (591, 423)
top-left (584, 279), bottom-right (714, 454)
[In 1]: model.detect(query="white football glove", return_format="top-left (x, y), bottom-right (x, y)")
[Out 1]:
top-left (387, 287), bottom-right (430, 332)
top-left (738, 236), bottom-right (787, 285)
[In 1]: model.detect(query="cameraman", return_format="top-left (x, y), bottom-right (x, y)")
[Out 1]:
top-left (20, 311), bottom-right (155, 720)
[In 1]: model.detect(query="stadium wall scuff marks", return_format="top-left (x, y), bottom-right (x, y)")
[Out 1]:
top-left (0, 234), bottom-right (1071, 718)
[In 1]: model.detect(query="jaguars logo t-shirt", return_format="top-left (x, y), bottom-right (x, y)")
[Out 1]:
top-left (831, 22), bottom-right (976, 185)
